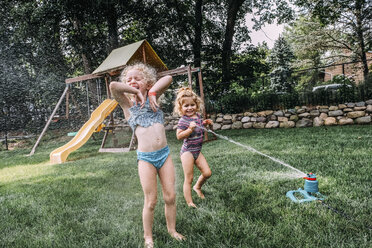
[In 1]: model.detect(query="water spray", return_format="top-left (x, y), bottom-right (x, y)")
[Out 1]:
top-left (204, 127), bottom-right (306, 177)
top-left (201, 127), bottom-right (372, 230)
top-left (203, 127), bottom-right (325, 203)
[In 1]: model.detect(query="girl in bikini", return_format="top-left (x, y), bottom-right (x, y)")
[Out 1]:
top-left (174, 87), bottom-right (212, 208)
top-left (110, 63), bottom-right (184, 248)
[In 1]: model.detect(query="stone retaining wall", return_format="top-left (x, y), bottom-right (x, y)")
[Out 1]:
top-left (162, 99), bottom-right (372, 130)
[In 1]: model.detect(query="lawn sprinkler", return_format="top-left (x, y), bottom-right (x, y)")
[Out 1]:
top-left (286, 173), bottom-right (325, 203)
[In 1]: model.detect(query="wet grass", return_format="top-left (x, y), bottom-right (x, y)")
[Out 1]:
top-left (0, 125), bottom-right (371, 247)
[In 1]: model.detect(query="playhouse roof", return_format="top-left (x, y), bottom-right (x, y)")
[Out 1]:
top-left (92, 40), bottom-right (168, 76)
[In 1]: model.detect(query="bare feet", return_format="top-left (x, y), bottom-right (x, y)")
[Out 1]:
top-left (144, 240), bottom-right (154, 248)
top-left (187, 202), bottom-right (197, 208)
top-left (193, 185), bottom-right (205, 199)
top-left (169, 231), bottom-right (186, 241)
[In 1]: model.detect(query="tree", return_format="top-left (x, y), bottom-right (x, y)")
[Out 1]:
top-left (220, 0), bottom-right (295, 92)
top-left (0, 0), bottom-right (69, 132)
top-left (283, 15), bottom-right (326, 89)
top-left (221, 0), bottom-right (246, 86)
top-left (230, 44), bottom-right (269, 90)
top-left (294, 0), bottom-right (372, 81)
top-left (160, 0), bottom-right (205, 90)
top-left (267, 36), bottom-right (295, 92)
top-left (2, 0), bottom-right (301, 132)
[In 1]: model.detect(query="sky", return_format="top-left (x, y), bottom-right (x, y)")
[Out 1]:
top-left (245, 14), bottom-right (285, 49)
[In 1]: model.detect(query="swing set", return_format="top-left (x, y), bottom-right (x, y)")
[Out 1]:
top-left (29, 40), bottom-right (214, 164)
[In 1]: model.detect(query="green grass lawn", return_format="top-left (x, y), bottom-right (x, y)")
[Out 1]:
top-left (1, 126), bottom-right (371, 247)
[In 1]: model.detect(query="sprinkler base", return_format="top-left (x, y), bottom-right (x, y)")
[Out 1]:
top-left (286, 188), bottom-right (325, 203)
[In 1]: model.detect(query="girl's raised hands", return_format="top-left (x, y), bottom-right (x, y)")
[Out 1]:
top-left (134, 90), bottom-right (145, 108)
top-left (189, 121), bottom-right (197, 130)
top-left (202, 119), bottom-right (213, 126)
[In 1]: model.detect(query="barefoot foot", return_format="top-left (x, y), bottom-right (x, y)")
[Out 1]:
top-left (193, 186), bottom-right (205, 199)
top-left (169, 231), bottom-right (186, 241)
top-left (187, 202), bottom-right (197, 208)
top-left (144, 240), bottom-right (154, 248)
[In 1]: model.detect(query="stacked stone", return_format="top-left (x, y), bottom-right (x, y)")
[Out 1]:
top-left (115, 99), bottom-right (372, 131)
top-left (207, 99), bottom-right (372, 130)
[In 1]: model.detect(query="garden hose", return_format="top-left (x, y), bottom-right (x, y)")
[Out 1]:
top-left (318, 200), bottom-right (372, 231)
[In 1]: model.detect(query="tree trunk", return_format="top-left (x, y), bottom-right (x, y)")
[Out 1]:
top-left (72, 14), bottom-right (98, 109)
top-left (194, 0), bottom-right (203, 92)
top-left (355, 0), bottom-right (369, 81)
top-left (106, 3), bottom-right (119, 52)
top-left (221, 0), bottom-right (245, 89)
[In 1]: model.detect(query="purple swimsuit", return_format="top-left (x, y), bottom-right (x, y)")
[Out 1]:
top-left (178, 113), bottom-right (204, 160)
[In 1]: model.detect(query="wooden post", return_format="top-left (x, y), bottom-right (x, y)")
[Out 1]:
top-left (198, 70), bottom-right (206, 115)
top-left (29, 85), bottom-right (69, 155)
top-left (187, 65), bottom-right (192, 89)
top-left (4, 130), bottom-right (8, 150)
top-left (100, 130), bottom-right (109, 149)
top-left (103, 74), bottom-right (116, 150)
top-left (198, 69), bottom-right (209, 141)
top-left (65, 86), bottom-right (70, 119)
top-left (142, 45), bottom-right (147, 63)
top-left (105, 75), bottom-right (111, 99)
top-left (106, 76), bottom-right (115, 125)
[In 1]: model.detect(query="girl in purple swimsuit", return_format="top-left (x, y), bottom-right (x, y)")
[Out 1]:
top-left (174, 87), bottom-right (213, 208)
top-left (110, 63), bottom-right (184, 248)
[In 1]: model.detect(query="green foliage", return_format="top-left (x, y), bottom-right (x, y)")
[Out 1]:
top-left (218, 89), bottom-right (252, 113)
top-left (283, 15), bottom-right (326, 90)
top-left (207, 45), bottom-right (270, 113)
top-left (249, 86), bottom-right (299, 111)
top-left (267, 37), bottom-right (295, 92)
top-left (210, 71), bottom-right (372, 113)
top-left (1, 1), bottom-right (68, 132)
top-left (314, 74), bottom-right (371, 103)
top-left (269, 66), bottom-right (294, 92)
top-left (293, 0), bottom-right (371, 79)
top-left (231, 45), bottom-right (270, 83)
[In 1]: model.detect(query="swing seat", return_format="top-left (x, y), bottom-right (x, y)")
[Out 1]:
top-left (95, 123), bottom-right (105, 132)
top-left (52, 115), bottom-right (66, 122)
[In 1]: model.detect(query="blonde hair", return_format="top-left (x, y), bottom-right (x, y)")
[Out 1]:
top-left (120, 62), bottom-right (157, 87)
top-left (173, 87), bottom-right (203, 116)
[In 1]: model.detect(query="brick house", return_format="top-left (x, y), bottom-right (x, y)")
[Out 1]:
top-left (324, 51), bottom-right (372, 84)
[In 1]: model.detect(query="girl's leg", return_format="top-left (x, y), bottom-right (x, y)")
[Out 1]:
top-left (138, 160), bottom-right (158, 245)
top-left (193, 153), bottom-right (212, 199)
top-left (158, 155), bottom-right (185, 240)
top-left (180, 152), bottom-right (196, 207)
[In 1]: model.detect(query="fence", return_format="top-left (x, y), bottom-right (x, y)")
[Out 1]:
top-left (210, 77), bottom-right (372, 114)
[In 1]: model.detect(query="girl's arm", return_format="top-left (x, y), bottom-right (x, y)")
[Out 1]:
top-left (149, 75), bottom-right (172, 95)
top-left (176, 128), bottom-right (193, 140)
top-left (176, 121), bottom-right (196, 140)
top-left (109, 81), bottom-right (144, 119)
top-left (148, 75), bottom-right (172, 112)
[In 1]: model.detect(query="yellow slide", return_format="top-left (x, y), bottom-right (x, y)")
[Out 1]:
top-left (50, 99), bottom-right (118, 164)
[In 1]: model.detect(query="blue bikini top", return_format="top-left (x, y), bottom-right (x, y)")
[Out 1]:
top-left (128, 98), bottom-right (164, 131)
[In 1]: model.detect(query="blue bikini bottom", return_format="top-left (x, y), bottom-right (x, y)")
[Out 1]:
top-left (137, 145), bottom-right (170, 170)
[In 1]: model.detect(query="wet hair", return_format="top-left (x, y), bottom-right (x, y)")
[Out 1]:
top-left (173, 87), bottom-right (203, 116)
top-left (120, 62), bottom-right (157, 87)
